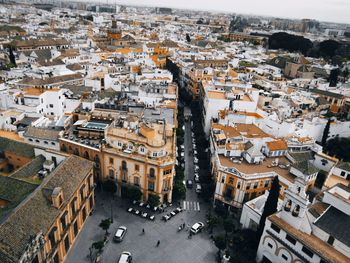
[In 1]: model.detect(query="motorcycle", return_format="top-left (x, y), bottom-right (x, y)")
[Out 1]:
top-left (177, 224), bottom-right (185, 232)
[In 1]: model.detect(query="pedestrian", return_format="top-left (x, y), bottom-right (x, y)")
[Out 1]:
top-left (156, 240), bottom-right (160, 247)
top-left (142, 228), bottom-right (145, 234)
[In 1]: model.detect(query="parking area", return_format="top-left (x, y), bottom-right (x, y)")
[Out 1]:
top-left (65, 192), bottom-right (216, 263)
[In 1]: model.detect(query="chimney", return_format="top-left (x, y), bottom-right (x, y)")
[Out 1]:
top-left (51, 187), bottom-right (63, 209)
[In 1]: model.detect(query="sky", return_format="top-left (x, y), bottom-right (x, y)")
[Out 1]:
top-left (88, 0), bottom-right (350, 24)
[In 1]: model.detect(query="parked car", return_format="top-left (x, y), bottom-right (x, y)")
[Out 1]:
top-left (186, 180), bottom-right (193, 188)
top-left (194, 165), bottom-right (199, 172)
top-left (141, 212), bottom-right (148, 218)
top-left (190, 222), bottom-right (204, 234)
top-left (170, 211), bottom-right (176, 217)
top-left (175, 207), bottom-right (183, 213)
top-left (127, 207), bottom-right (134, 213)
top-left (148, 214), bottom-right (155, 221)
top-left (195, 184), bottom-right (202, 193)
top-left (194, 174), bottom-right (200, 183)
top-left (114, 226), bottom-right (127, 242)
top-left (118, 251), bottom-right (132, 263)
top-left (162, 214), bottom-right (171, 221)
top-left (134, 209), bottom-right (140, 215)
top-left (132, 200), bottom-right (139, 205)
top-left (139, 202), bottom-right (144, 207)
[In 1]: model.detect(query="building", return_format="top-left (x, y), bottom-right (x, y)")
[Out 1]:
top-left (103, 112), bottom-right (176, 204)
top-left (210, 123), bottom-right (319, 210)
top-left (0, 154), bottom-right (95, 263)
top-left (256, 182), bottom-right (350, 263)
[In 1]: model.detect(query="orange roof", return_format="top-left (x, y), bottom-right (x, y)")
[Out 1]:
top-left (235, 124), bottom-right (270, 138)
top-left (207, 90), bottom-right (226, 99)
top-left (266, 140), bottom-right (288, 151)
top-left (212, 123), bottom-right (240, 138)
top-left (23, 87), bottom-right (60, 96)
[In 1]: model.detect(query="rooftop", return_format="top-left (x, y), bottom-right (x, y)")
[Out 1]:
top-left (0, 155), bottom-right (93, 263)
top-left (270, 214), bottom-right (350, 263)
top-left (219, 155), bottom-right (294, 182)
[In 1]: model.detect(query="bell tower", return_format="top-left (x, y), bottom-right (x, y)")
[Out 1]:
top-left (280, 177), bottom-right (311, 233)
top-left (107, 19), bottom-right (121, 45)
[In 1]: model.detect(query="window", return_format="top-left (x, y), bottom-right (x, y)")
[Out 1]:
top-left (122, 161), bottom-right (127, 170)
top-left (48, 228), bottom-right (56, 248)
top-left (237, 181), bottom-right (241, 189)
top-left (327, 236), bottom-right (335, 245)
top-left (60, 214), bottom-right (67, 230)
top-left (148, 181), bottom-right (155, 191)
top-left (71, 200), bottom-right (76, 215)
top-left (229, 177), bottom-right (234, 184)
top-left (51, 142), bottom-right (55, 145)
top-left (163, 168), bottom-right (172, 175)
top-left (49, 104), bottom-right (53, 108)
top-left (340, 171), bottom-right (345, 177)
top-left (264, 180), bottom-right (269, 188)
top-left (109, 158), bottom-right (113, 164)
top-left (64, 235), bottom-right (70, 253)
top-left (80, 185), bottom-right (85, 202)
top-left (152, 152), bottom-right (157, 157)
top-left (149, 168), bottom-right (155, 177)
top-left (286, 234), bottom-right (296, 245)
top-left (109, 169), bottom-right (115, 179)
top-left (253, 182), bottom-right (258, 189)
top-left (134, 177), bottom-right (140, 186)
top-left (35, 139), bottom-right (40, 143)
top-left (281, 254), bottom-right (288, 261)
top-left (140, 146), bottom-right (145, 153)
top-left (246, 183), bottom-right (251, 190)
top-left (44, 141), bottom-right (48, 144)
top-left (135, 164), bottom-right (139, 171)
top-left (117, 141), bottom-right (122, 147)
top-left (29, 138), bottom-right (33, 142)
top-left (302, 246), bottom-right (314, 258)
top-left (271, 223), bottom-right (280, 233)
top-left (267, 242), bottom-right (273, 248)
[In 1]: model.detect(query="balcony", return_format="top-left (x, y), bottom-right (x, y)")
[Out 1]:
top-left (120, 167), bottom-right (128, 172)
top-left (163, 187), bottom-right (169, 193)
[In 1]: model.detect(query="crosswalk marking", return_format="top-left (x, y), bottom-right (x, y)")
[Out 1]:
top-left (183, 201), bottom-right (200, 211)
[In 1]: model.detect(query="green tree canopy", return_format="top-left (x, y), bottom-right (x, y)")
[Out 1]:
top-left (99, 218), bottom-right (111, 235)
top-left (148, 193), bottom-right (160, 207)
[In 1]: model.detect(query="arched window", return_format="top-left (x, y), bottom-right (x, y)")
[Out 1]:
top-left (74, 148), bottom-right (79, 156)
top-left (292, 205), bottom-right (300, 217)
top-left (149, 168), bottom-right (155, 178)
top-left (83, 151), bottom-right (89, 159)
top-left (109, 169), bottom-right (115, 179)
top-left (61, 144), bottom-right (67, 152)
top-left (122, 160), bottom-right (127, 170)
top-left (94, 155), bottom-right (100, 169)
top-left (284, 200), bottom-right (292, 212)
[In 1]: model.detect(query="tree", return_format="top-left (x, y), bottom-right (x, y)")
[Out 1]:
top-left (8, 47), bottom-right (16, 67)
top-left (124, 186), bottom-right (142, 201)
top-left (214, 235), bottom-right (226, 253)
top-left (328, 68), bottom-right (339, 87)
top-left (89, 240), bottom-right (105, 263)
top-left (258, 176), bottom-right (280, 238)
top-left (321, 118), bottom-right (331, 146)
top-left (102, 180), bottom-right (117, 194)
top-left (186, 33), bottom-right (191, 43)
top-left (99, 218), bottom-right (111, 236)
top-left (172, 180), bottom-right (186, 200)
top-left (207, 213), bottom-right (219, 233)
top-left (319, 40), bottom-right (340, 59)
top-left (148, 193), bottom-right (160, 207)
top-left (223, 217), bottom-right (235, 241)
top-left (324, 137), bottom-right (350, 162)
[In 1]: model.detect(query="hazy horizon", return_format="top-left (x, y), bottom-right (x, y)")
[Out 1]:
top-left (74, 0), bottom-right (350, 24)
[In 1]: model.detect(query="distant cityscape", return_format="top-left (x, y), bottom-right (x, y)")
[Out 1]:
top-left (0, 1), bottom-right (349, 263)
